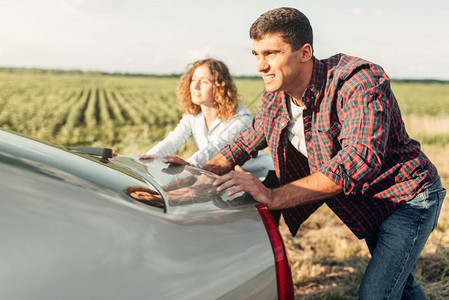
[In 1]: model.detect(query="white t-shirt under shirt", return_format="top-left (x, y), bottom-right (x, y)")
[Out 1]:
top-left (287, 98), bottom-right (308, 158)
top-left (146, 105), bottom-right (274, 180)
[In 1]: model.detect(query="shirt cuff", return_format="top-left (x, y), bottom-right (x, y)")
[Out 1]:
top-left (220, 144), bottom-right (252, 167)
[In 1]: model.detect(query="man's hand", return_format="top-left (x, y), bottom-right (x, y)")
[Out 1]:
top-left (214, 168), bottom-right (343, 210)
top-left (214, 165), bottom-right (274, 208)
top-left (203, 153), bottom-right (233, 175)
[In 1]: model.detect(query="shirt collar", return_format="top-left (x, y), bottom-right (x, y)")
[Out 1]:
top-left (197, 111), bottom-right (221, 134)
top-left (207, 118), bottom-right (221, 132)
top-left (302, 56), bottom-right (327, 108)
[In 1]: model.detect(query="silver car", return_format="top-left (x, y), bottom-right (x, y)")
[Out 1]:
top-left (0, 129), bottom-right (294, 300)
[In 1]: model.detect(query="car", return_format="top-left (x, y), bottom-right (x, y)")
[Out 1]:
top-left (0, 128), bottom-right (294, 300)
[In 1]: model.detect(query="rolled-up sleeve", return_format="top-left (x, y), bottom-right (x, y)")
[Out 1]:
top-left (187, 113), bottom-right (252, 167)
top-left (221, 110), bottom-right (268, 167)
top-left (317, 79), bottom-right (392, 195)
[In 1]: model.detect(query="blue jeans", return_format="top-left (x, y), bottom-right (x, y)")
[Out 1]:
top-left (359, 177), bottom-right (446, 300)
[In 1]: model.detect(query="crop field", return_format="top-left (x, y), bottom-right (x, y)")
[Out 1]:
top-left (1, 69), bottom-right (448, 299)
top-left (1, 70), bottom-right (448, 154)
top-left (0, 71), bottom-right (267, 155)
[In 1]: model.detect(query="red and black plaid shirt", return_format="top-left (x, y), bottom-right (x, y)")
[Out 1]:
top-left (220, 54), bottom-right (438, 239)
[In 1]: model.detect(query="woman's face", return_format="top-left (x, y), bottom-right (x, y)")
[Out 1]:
top-left (190, 65), bottom-right (215, 107)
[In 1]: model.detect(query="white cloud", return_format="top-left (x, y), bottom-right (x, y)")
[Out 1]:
top-left (351, 7), bottom-right (364, 15)
top-left (56, 0), bottom-right (127, 14)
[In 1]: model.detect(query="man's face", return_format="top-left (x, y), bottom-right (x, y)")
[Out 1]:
top-left (252, 33), bottom-right (304, 95)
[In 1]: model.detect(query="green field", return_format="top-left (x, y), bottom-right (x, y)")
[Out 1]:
top-left (0, 71), bottom-right (267, 155)
top-left (1, 70), bottom-right (448, 154)
top-left (1, 69), bottom-right (448, 299)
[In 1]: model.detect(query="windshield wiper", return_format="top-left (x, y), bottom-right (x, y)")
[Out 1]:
top-left (68, 147), bottom-right (113, 163)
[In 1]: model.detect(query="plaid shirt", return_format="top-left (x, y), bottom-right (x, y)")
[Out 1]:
top-left (220, 54), bottom-right (438, 239)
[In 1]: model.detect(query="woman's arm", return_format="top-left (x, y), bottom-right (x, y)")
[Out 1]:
top-left (144, 115), bottom-right (193, 157)
top-left (186, 110), bottom-right (253, 167)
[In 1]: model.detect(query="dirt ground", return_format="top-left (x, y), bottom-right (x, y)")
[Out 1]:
top-left (279, 147), bottom-right (449, 299)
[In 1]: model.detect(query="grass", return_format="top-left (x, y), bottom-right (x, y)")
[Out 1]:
top-left (403, 116), bottom-right (449, 145)
top-left (281, 150), bottom-right (449, 299)
top-left (234, 79), bottom-right (449, 299)
top-left (1, 70), bottom-right (448, 298)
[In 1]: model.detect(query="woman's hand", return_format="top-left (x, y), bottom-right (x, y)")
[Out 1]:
top-left (162, 155), bottom-right (192, 166)
top-left (139, 154), bottom-right (157, 160)
top-left (139, 154), bottom-right (191, 166)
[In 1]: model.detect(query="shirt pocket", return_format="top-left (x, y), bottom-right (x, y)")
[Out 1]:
top-left (315, 121), bottom-right (341, 156)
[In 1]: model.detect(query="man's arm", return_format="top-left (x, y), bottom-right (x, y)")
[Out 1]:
top-left (204, 94), bottom-right (270, 175)
top-left (214, 166), bottom-right (342, 209)
top-left (202, 153), bottom-right (233, 175)
top-left (271, 171), bottom-right (343, 208)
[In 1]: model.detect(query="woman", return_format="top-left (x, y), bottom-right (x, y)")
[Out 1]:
top-left (140, 58), bottom-right (274, 182)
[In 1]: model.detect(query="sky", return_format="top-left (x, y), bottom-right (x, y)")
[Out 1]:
top-left (1, 0), bottom-right (449, 80)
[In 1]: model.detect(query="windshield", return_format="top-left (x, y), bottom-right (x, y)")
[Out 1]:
top-left (114, 157), bottom-right (256, 215)
top-left (0, 130), bottom-right (255, 216)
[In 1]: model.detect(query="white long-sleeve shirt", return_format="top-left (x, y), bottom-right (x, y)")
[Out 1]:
top-left (146, 105), bottom-right (274, 180)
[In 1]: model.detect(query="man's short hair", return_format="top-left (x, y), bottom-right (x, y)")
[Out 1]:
top-left (250, 7), bottom-right (313, 52)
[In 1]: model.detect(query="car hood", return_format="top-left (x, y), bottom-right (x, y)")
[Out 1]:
top-left (0, 129), bottom-right (276, 299)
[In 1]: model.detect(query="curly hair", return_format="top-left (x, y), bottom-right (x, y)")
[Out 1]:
top-left (177, 58), bottom-right (240, 121)
top-left (250, 7), bottom-right (313, 52)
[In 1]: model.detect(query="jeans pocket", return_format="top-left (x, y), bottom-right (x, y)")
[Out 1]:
top-left (406, 189), bottom-right (429, 209)
top-left (433, 188), bottom-right (447, 230)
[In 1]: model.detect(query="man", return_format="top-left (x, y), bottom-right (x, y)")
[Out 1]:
top-left (203, 7), bottom-right (446, 299)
